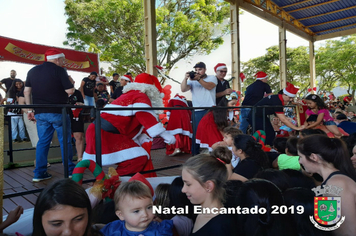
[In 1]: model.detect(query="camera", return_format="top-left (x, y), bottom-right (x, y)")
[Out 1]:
top-left (189, 71), bottom-right (197, 79)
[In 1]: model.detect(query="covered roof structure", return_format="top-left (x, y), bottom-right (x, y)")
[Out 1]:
top-left (143, 0), bottom-right (356, 90)
top-left (227, 0), bottom-right (356, 41)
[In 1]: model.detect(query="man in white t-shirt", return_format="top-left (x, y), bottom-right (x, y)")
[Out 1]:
top-left (181, 61), bottom-right (218, 154)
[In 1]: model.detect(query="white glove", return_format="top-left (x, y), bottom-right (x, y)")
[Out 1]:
top-left (160, 131), bottom-right (176, 145)
top-left (166, 111), bottom-right (171, 120)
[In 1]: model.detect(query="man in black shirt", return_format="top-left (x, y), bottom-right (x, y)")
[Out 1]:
top-left (214, 63), bottom-right (233, 105)
top-left (109, 73), bottom-right (120, 96)
top-left (1, 69), bottom-right (17, 93)
top-left (24, 48), bottom-right (75, 182)
top-left (240, 71), bottom-right (272, 133)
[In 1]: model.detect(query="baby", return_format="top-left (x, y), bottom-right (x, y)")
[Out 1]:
top-left (100, 181), bottom-right (173, 235)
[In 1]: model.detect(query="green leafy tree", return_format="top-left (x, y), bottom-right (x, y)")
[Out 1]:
top-left (316, 35), bottom-right (356, 100)
top-left (64, 0), bottom-right (230, 78)
top-left (241, 46), bottom-right (310, 95)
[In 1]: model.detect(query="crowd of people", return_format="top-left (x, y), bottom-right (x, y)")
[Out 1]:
top-left (2, 55), bottom-right (356, 235)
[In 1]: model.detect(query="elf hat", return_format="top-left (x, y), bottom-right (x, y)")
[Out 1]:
top-left (45, 48), bottom-right (65, 61)
top-left (121, 74), bottom-right (133, 83)
top-left (255, 71), bottom-right (268, 80)
top-left (283, 82), bottom-right (299, 97)
top-left (129, 173), bottom-right (154, 196)
top-left (214, 63), bottom-right (227, 73)
top-left (134, 73), bottom-right (164, 97)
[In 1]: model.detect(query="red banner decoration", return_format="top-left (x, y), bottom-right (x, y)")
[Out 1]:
top-left (240, 72), bottom-right (245, 82)
top-left (0, 35), bottom-right (99, 73)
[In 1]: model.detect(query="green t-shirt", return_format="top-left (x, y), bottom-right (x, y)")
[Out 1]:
top-left (277, 154), bottom-right (301, 171)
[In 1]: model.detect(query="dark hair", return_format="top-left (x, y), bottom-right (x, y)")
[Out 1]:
top-left (281, 169), bottom-right (315, 189)
top-left (90, 71), bottom-right (98, 76)
top-left (112, 73), bottom-right (119, 76)
top-left (211, 146), bottom-right (232, 164)
top-left (234, 134), bottom-right (269, 169)
top-left (284, 188), bottom-right (329, 236)
top-left (96, 99), bottom-right (106, 109)
top-left (306, 114), bottom-right (318, 122)
top-left (154, 183), bottom-right (171, 220)
top-left (298, 134), bottom-right (356, 181)
top-left (168, 177), bottom-right (195, 220)
top-left (7, 79), bottom-right (24, 99)
top-left (183, 154), bottom-right (228, 203)
top-left (305, 94), bottom-right (327, 110)
top-left (236, 179), bottom-right (297, 236)
top-left (345, 132), bottom-right (356, 156)
top-left (273, 137), bottom-right (287, 154)
top-left (300, 129), bottom-right (326, 137)
top-left (32, 179), bottom-right (93, 236)
top-left (254, 169), bottom-right (291, 192)
top-left (212, 96), bottom-right (237, 131)
top-left (286, 137), bottom-right (298, 156)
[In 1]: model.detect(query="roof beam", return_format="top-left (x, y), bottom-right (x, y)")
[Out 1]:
top-left (281, 0), bottom-right (313, 9)
top-left (297, 5), bottom-right (356, 21)
top-left (287, 0), bottom-right (340, 13)
top-left (307, 15), bottom-right (356, 28)
top-left (232, 0), bottom-right (313, 40)
top-left (314, 22), bottom-right (356, 34)
top-left (315, 27), bottom-right (356, 41)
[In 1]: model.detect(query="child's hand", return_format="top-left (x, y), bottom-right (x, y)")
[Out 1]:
top-left (2, 206), bottom-right (23, 229)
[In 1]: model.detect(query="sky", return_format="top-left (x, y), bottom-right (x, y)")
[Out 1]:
top-left (0, 0), bottom-right (343, 99)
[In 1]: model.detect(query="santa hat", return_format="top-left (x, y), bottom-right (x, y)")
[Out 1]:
top-left (283, 82), bottom-right (299, 97)
top-left (45, 48), bottom-right (65, 61)
top-left (214, 63), bottom-right (227, 73)
top-left (121, 74), bottom-right (133, 83)
top-left (255, 71), bottom-right (268, 80)
top-left (134, 73), bottom-right (164, 97)
top-left (129, 173), bottom-right (154, 196)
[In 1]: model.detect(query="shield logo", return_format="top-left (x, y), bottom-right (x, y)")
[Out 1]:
top-left (314, 196), bottom-right (341, 225)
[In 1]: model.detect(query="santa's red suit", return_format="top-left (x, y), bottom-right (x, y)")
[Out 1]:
top-left (196, 111), bottom-right (223, 151)
top-left (165, 94), bottom-right (192, 155)
top-left (83, 73), bottom-right (175, 176)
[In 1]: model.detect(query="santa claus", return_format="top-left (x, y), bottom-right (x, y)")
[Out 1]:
top-left (83, 73), bottom-right (176, 176)
top-left (165, 94), bottom-right (192, 156)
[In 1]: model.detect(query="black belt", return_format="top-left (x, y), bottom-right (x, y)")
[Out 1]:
top-left (94, 117), bottom-right (121, 134)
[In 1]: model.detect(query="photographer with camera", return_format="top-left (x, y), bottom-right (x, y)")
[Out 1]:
top-left (181, 61), bottom-right (218, 155)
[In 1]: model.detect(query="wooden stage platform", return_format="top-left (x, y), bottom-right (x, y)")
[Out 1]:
top-left (2, 148), bottom-right (190, 216)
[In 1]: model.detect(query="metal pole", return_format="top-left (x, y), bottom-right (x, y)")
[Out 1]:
top-left (0, 107), bottom-right (5, 228)
top-left (95, 107), bottom-right (102, 167)
top-left (252, 106), bottom-right (256, 134)
top-left (191, 109), bottom-right (197, 155)
top-left (62, 107), bottom-right (68, 178)
top-left (6, 116), bottom-right (13, 163)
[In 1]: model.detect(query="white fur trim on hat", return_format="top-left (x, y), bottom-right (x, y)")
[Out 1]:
top-left (283, 88), bottom-right (296, 97)
top-left (123, 83), bottom-right (164, 114)
top-left (216, 66), bottom-right (227, 71)
top-left (121, 75), bottom-right (130, 81)
top-left (46, 53), bottom-right (65, 60)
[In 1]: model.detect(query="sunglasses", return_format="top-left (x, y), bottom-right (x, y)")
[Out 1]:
top-left (220, 71), bottom-right (227, 73)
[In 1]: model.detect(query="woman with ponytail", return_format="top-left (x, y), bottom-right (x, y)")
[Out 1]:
top-left (298, 134), bottom-right (356, 235)
top-left (232, 134), bottom-right (269, 179)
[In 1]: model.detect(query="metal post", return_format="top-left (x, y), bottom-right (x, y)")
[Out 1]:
top-left (252, 106), bottom-right (256, 134)
top-left (263, 107), bottom-right (266, 133)
top-left (95, 108), bottom-right (102, 167)
top-left (6, 116), bottom-right (13, 163)
top-left (62, 107), bottom-right (68, 178)
top-left (0, 107), bottom-right (4, 228)
top-left (191, 109), bottom-right (197, 155)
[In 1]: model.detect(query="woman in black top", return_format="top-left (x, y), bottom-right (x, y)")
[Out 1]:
top-left (232, 134), bottom-right (269, 179)
top-left (298, 135), bottom-right (356, 235)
